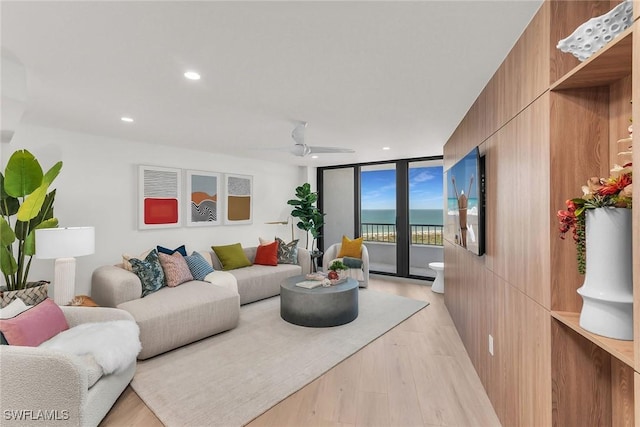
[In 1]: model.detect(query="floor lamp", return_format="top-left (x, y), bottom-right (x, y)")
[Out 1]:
top-left (265, 217), bottom-right (294, 242)
top-left (35, 227), bottom-right (95, 305)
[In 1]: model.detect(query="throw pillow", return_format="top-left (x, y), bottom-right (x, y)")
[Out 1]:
top-left (129, 249), bottom-right (165, 297)
top-left (337, 236), bottom-right (363, 258)
top-left (258, 237), bottom-right (274, 245)
top-left (157, 244), bottom-right (187, 257)
top-left (0, 299), bottom-right (69, 346)
top-left (122, 249), bottom-right (152, 272)
top-left (276, 238), bottom-right (299, 264)
top-left (184, 252), bottom-right (215, 280)
top-left (211, 243), bottom-right (252, 271)
top-left (158, 252), bottom-right (194, 287)
top-left (254, 241), bottom-right (278, 266)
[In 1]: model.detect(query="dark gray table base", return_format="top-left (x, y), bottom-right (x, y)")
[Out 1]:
top-left (280, 276), bottom-right (359, 327)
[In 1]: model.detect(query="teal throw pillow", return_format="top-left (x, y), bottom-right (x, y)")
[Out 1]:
top-left (184, 252), bottom-right (215, 280)
top-left (276, 238), bottom-right (299, 264)
top-left (211, 243), bottom-right (252, 271)
top-left (130, 249), bottom-right (166, 297)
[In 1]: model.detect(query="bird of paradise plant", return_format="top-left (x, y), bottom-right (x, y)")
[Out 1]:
top-left (1, 150), bottom-right (62, 290)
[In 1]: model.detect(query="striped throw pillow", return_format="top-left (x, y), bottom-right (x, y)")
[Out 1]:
top-left (184, 252), bottom-right (215, 281)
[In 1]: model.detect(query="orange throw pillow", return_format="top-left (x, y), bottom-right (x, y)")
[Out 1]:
top-left (337, 236), bottom-right (363, 258)
top-left (254, 241), bottom-right (279, 266)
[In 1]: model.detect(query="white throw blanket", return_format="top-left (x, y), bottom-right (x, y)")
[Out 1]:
top-left (40, 320), bottom-right (141, 374)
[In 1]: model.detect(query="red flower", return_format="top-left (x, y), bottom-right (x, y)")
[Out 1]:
top-left (559, 165), bottom-right (631, 275)
top-left (597, 173), bottom-right (632, 196)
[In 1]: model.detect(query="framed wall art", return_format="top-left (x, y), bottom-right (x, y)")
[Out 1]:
top-left (138, 165), bottom-right (182, 229)
top-left (186, 170), bottom-right (222, 227)
top-left (224, 173), bottom-right (253, 225)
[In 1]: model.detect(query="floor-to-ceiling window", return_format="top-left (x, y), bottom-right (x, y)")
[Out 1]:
top-left (408, 160), bottom-right (444, 277)
top-left (361, 163), bottom-right (397, 275)
top-left (319, 156), bottom-right (443, 279)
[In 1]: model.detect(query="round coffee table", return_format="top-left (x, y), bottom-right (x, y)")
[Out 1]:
top-left (280, 276), bottom-right (359, 327)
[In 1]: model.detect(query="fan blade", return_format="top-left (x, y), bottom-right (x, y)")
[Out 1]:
top-left (291, 122), bottom-right (307, 145)
top-left (307, 146), bottom-right (355, 154)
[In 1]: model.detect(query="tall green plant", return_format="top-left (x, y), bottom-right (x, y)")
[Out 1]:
top-left (287, 183), bottom-right (325, 250)
top-left (1, 150), bottom-right (62, 290)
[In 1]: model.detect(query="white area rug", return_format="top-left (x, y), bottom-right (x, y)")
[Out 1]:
top-left (131, 289), bottom-right (428, 427)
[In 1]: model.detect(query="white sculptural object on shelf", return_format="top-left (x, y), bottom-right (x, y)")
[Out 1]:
top-left (556, 0), bottom-right (633, 62)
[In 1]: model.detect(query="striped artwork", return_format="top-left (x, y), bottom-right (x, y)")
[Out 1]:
top-left (139, 165), bottom-right (182, 229)
top-left (186, 170), bottom-right (221, 227)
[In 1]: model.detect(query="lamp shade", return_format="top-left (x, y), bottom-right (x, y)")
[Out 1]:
top-left (35, 227), bottom-right (95, 259)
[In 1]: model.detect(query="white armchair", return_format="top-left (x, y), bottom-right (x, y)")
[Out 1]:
top-left (322, 243), bottom-right (369, 288)
top-left (0, 306), bottom-right (137, 427)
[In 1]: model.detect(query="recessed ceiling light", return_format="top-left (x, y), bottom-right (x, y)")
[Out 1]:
top-left (311, 155), bottom-right (319, 159)
top-left (121, 117), bottom-right (134, 123)
top-left (184, 71), bottom-right (201, 80)
top-left (382, 147), bottom-right (391, 150)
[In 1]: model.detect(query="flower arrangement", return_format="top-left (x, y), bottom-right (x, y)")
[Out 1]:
top-left (557, 164), bottom-right (632, 274)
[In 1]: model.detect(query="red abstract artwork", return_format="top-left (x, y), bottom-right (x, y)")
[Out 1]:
top-left (144, 198), bottom-right (179, 224)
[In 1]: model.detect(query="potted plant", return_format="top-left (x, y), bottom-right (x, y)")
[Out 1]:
top-left (0, 149), bottom-right (62, 304)
top-left (557, 162), bottom-right (633, 340)
top-left (327, 260), bottom-right (348, 280)
top-left (287, 183), bottom-right (325, 250)
top-left (557, 165), bottom-right (632, 273)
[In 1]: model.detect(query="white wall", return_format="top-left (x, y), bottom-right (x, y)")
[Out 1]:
top-left (322, 167), bottom-right (355, 249)
top-left (2, 124), bottom-right (308, 296)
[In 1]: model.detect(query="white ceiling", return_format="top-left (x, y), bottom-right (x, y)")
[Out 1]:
top-left (1, 1), bottom-right (542, 167)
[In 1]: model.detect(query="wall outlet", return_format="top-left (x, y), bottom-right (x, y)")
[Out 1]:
top-left (489, 334), bottom-right (494, 356)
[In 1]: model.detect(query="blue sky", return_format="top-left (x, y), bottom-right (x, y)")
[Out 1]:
top-left (361, 166), bottom-right (443, 210)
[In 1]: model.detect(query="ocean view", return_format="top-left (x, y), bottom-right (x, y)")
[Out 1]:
top-left (361, 209), bottom-right (444, 226)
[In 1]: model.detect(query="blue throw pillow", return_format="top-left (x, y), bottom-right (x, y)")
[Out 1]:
top-left (184, 252), bottom-right (215, 281)
top-left (157, 245), bottom-right (187, 257)
top-left (130, 249), bottom-right (166, 297)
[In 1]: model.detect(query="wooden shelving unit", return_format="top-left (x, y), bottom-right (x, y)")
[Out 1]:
top-left (550, 4), bottom-right (636, 425)
top-left (551, 27), bottom-right (633, 91)
top-left (551, 311), bottom-right (634, 367)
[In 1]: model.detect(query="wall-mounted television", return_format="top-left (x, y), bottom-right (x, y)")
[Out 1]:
top-left (445, 147), bottom-right (485, 256)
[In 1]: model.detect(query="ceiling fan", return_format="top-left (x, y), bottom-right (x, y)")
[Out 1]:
top-left (289, 122), bottom-right (355, 157)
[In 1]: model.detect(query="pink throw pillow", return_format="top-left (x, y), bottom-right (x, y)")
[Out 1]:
top-left (158, 252), bottom-right (194, 287)
top-left (0, 298), bottom-right (69, 346)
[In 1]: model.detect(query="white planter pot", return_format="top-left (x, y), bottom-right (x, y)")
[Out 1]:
top-left (577, 208), bottom-right (633, 340)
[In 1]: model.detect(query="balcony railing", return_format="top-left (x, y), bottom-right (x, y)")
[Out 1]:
top-left (361, 223), bottom-right (443, 246)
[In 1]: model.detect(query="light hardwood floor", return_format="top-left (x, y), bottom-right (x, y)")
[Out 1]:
top-left (100, 277), bottom-right (500, 427)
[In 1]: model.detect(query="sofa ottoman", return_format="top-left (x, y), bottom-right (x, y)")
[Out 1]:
top-left (92, 265), bottom-right (240, 360)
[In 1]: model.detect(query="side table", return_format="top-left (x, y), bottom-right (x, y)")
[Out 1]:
top-left (429, 262), bottom-right (444, 294)
top-left (309, 250), bottom-right (323, 273)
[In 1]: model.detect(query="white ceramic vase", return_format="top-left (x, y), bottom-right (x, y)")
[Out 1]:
top-left (577, 208), bottom-right (633, 340)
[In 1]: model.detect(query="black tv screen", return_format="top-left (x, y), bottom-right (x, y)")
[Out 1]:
top-left (446, 147), bottom-right (485, 255)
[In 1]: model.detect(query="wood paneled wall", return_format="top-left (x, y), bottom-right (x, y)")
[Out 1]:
top-left (443, 1), bottom-right (636, 425)
top-left (443, 3), bottom-right (550, 172)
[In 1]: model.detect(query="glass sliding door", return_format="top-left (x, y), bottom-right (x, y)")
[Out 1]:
top-left (360, 164), bottom-right (397, 274)
top-left (318, 155), bottom-right (443, 280)
top-left (408, 160), bottom-right (444, 277)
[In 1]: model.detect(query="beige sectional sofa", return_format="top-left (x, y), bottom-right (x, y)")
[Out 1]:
top-left (91, 246), bottom-right (310, 359)
top-left (0, 306), bottom-right (137, 427)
